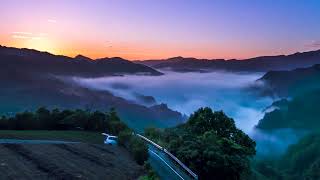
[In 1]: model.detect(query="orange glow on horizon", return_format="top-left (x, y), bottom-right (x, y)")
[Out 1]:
top-left (0, 40), bottom-right (301, 61)
top-left (0, 30), bottom-right (307, 61)
top-left (1, 1), bottom-right (319, 61)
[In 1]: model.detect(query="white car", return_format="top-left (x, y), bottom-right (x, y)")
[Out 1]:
top-left (102, 133), bottom-right (118, 145)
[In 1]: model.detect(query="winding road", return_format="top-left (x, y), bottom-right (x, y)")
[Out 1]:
top-left (148, 145), bottom-right (193, 180)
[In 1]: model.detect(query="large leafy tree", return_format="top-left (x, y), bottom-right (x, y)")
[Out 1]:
top-left (146, 107), bottom-right (256, 180)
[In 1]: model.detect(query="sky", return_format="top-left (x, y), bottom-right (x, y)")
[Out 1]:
top-left (1, 0), bottom-right (320, 60)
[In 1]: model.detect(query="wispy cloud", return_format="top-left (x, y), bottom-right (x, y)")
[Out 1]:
top-left (12, 32), bottom-right (32, 35)
top-left (12, 35), bottom-right (31, 39)
top-left (305, 40), bottom-right (320, 49)
top-left (47, 19), bottom-right (57, 23)
top-left (105, 41), bottom-right (113, 48)
top-left (11, 32), bottom-right (47, 40)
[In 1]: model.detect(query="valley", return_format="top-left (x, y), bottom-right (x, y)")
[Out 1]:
top-left (1, 46), bottom-right (320, 179)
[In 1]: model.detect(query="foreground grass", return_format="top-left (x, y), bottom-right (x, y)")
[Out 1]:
top-left (0, 130), bottom-right (104, 144)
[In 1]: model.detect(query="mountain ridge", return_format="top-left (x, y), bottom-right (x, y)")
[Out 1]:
top-left (0, 45), bottom-right (163, 77)
top-left (0, 45), bottom-right (184, 131)
top-left (257, 64), bottom-right (320, 97)
top-left (135, 49), bottom-right (320, 72)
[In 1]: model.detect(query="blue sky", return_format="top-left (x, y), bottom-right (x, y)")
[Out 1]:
top-left (1, 0), bottom-right (320, 59)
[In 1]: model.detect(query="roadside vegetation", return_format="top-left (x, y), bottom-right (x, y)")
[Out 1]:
top-left (145, 107), bottom-right (256, 180)
top-left (0, 107), bottom-right (149, 166)
top-left (138, 162), bottom-right (160, 180)
top-left (147, 106), bottom-right (320, 180)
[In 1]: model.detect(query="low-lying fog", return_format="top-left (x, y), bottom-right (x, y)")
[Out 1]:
top-left (72, 71), bottom-right (307, 156)
top-left (73, 71), bottom-right (272, 133)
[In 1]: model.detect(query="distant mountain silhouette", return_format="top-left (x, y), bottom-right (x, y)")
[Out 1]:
top-left (135, 50), bottom-right (320, 72)
top-left (255, 64), bottom-right (320, 130)
top-left (74, 54), bottom-right (93, 61)
top-left (0, 45), bottom-right (162, 77)
top-left (0, 73), bottom-right (184, 130)
top-left (0, 45), bottom-right (184, 131)
top-left (257, 64), bottom-right (320, 97)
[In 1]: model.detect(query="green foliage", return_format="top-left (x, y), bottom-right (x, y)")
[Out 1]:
top-left (253, 133), bottom-right (320, 180)
top-left (257, 90), bottom-right (320, 130)
top-left (0, 107), bottom-right (130, 133)
top-left (118, 129), bottom-right (149, 165)
top-left (0, 107), bottom-right (150, 166)
top-left (145, 107), bottom-right (256, 180)
top-left (279, 133), bottom-right (320, 179)
top-left (139, 162), bottom-right (160, 180)
top-left (118, 129), bottom-right (133, 146)
top-left (129, 136), bottom-right (149, 165)
top-left (144, 127), bottom-right (165, 146)
top-left (251, 159), bottom-right (283, 180)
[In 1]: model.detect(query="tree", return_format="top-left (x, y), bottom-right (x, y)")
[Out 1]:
top-left (106, 108), bottom-right (128, 135)
top-left (36, 107), bottom-right (52, 129)
top-left (0, 116), bottom-right (9, 129)
top-left (145, 107), bottom-right (256, 180)
top-left (15, 111), bottom-right (36, 130)
top-left (108, 107), bottom-right (121, 122)
top-left (86, 111), bottom-right (106, 131)
top-left (129, 136), bottom-right (149, 165)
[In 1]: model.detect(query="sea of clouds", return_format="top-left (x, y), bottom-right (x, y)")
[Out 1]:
top-left (72, 71), bottom-right (272, 134)
top-left (71, 71), bottom-right (310, 156)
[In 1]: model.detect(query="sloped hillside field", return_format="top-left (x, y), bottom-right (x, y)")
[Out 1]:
top-left (0, 143), bottom-right (143, 179)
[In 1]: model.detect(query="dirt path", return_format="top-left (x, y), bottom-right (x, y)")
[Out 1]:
top-left (0, 143), bottom-right (143, 180)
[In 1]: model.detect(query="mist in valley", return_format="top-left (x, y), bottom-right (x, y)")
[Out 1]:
top-left (73, 71), bottom-right (271, 132)
top-left (72, 71), bottom-right (304, 156)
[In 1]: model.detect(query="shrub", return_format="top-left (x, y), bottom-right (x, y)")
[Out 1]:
top-left (118, 129), bottom-right (132, 147)
top-left (129, 136), bottom-right (149, 165)
top-left (139, 162), bottom-right (159, 180)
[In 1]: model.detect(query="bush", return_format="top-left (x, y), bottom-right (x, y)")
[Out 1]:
top-left (0, 107), bottom-right (125, 132)
top-left (118, 129), bottom-right (132, 147)
top-left (139, 162), bottom-right (159, 180)
top-left (118, 129), bottom-right (149, 166)
top-left (0, 107), bottom-right (150, 166)
top-left (129, 136), bottom-right (149, 165)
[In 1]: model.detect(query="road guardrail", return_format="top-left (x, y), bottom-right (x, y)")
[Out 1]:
top-left (136, 134), bottom-right (198, 180)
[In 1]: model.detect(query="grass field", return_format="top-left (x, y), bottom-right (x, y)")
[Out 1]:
top-left (0, 130), bottom-right (104, 144)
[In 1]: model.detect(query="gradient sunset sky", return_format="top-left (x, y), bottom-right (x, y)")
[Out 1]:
top-left (1, 0), bottom-right (320, 60)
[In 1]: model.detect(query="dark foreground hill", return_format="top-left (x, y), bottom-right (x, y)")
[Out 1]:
top-left (0, 143), bottom-right (143, 180)
top-left (135, 49), bottom-right (320, 72)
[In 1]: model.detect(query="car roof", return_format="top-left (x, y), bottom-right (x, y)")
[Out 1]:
top-left (108, 136), bottom-right (118, 138)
